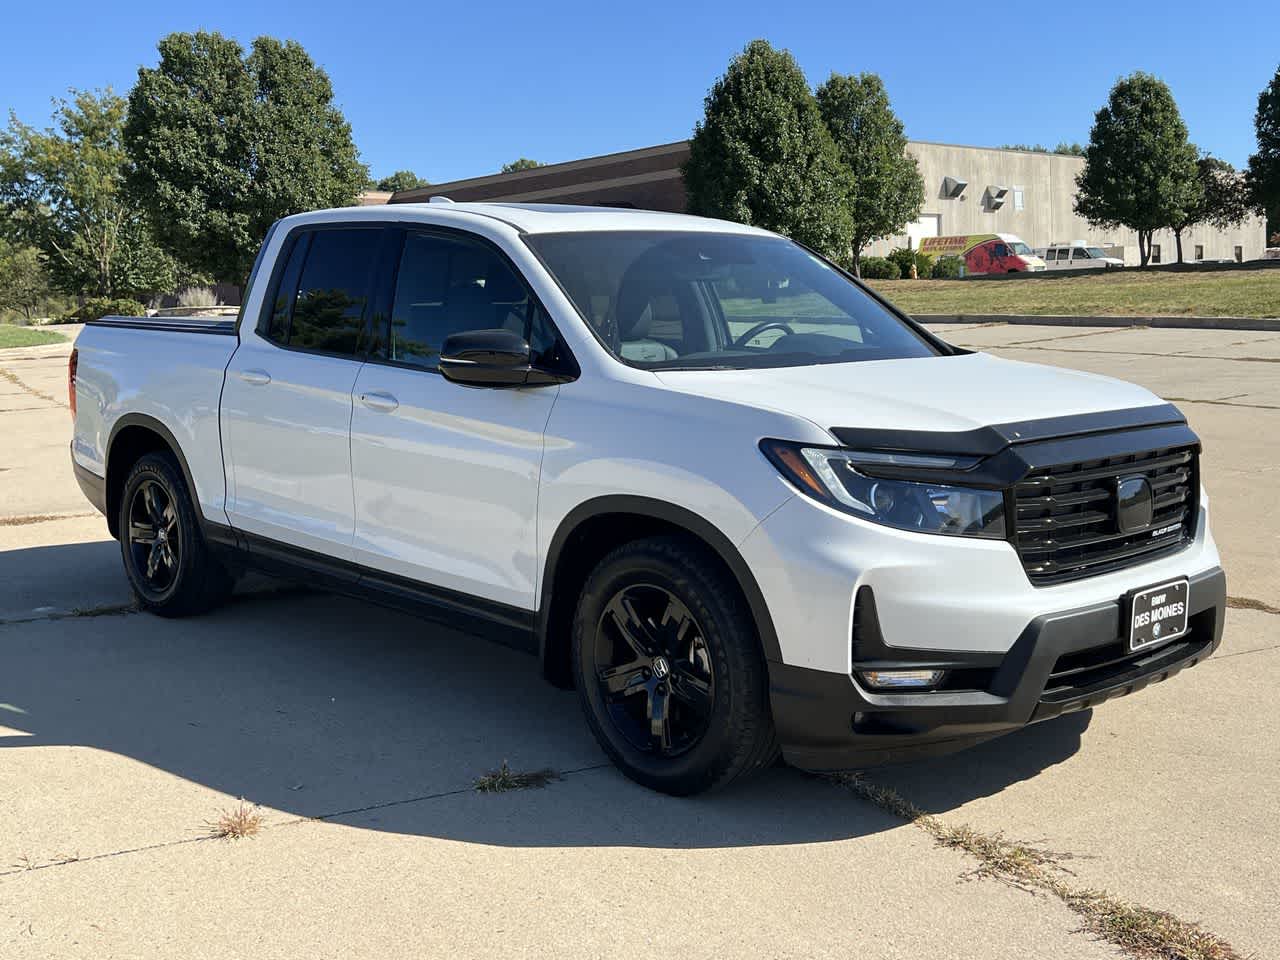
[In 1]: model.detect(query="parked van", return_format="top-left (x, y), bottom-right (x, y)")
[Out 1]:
top-left (1039, 242), bottom-right (1125, 270)
top-left (918, 234), bottom-right (1046, 275)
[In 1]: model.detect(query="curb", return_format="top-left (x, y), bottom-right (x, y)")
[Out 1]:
top-left (915, 314), bottom-right (1280, 332)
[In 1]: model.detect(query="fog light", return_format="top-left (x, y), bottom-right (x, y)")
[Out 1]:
top-left (858, 669), bottom-right (947, 690)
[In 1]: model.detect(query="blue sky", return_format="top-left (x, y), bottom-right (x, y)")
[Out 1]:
top-left (4, 1), bottom-right (1278, 183)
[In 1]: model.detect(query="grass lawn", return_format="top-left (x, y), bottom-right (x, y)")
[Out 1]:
top-left (0, 324), bottom-right (68, 348)
top-left (865, 267), bottom-right (1280, 318)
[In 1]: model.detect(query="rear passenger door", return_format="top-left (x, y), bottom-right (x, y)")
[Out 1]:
top-left (349, 228), bottom-right (565, 610)
top-left (222, 225), bottom-right (385, 562)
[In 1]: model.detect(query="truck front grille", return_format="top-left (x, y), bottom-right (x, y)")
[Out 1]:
top-left (1014, 445), bottom-right (1197, 585)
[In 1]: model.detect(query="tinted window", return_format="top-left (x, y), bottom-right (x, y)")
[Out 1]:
top-left (264, 233), bottom-right (309, 345)
top-left (386, 232), bottom-right (551, 370)
top-left (993, 243), bottom-right (1009, 257)
top-left (526, 231), bottom-right (938, 370)
top-left (1072, 248), bottom-right (1090, 259)
top-left (288, 229), bottom-right (381, 355)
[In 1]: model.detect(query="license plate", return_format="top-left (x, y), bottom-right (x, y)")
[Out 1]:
top-left (1128, 578), bottom-right (1190, 652)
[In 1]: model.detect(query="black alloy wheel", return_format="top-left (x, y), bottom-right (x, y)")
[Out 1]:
top-left (594, 584), bottom-right (715, 757)
top-left (572, 536), bottom-right (778, 795)
top-left (127, 479), bottom-right (180, 598)
top-left (118, 451), bottom-right (233, 617)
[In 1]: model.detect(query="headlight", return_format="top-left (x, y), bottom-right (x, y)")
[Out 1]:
top-left (760, 440), bottom-right (1007, 539)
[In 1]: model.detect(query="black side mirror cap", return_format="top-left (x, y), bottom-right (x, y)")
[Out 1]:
top-left (439, 328), bottom-right (574, 387)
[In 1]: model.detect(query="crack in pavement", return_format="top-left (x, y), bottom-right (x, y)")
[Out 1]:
top-left (995, 344), bottom-right (1280, 364)
top-left (1205, 642), bottom-right (1280, 663)
top-left (1004, 327), bottom-right (1137, 346)
top-left (0, 762), bottom-right (613, 879)
top-left (838, 775), bottom-right (1244, 960)
top-left (0, 367), bottom-right (62, 407)
top-left (0, 603), bottom-right (137, 627)
top-left (1226, 595), bottom-right (1280, 615)
top-left (0, 512), bottom-right (96, 527)
top-left (1162, 396), bottom-right (1280, 411)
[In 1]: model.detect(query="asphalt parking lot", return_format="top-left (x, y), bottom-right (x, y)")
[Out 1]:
top-left (1, 323), bottom-right (1276, 959)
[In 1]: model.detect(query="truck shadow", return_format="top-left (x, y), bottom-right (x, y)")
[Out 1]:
top-left (0, 541), bottom-right (1090, 850)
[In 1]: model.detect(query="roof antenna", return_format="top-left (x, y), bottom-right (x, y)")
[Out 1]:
top-left (428, 195), bottom-right (454, 204)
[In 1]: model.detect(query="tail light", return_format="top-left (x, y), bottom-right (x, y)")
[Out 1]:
top-left (68, 347), bottom-right (78, 419)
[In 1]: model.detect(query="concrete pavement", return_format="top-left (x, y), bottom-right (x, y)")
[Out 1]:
top-left (1, 324), bottom-right (1275, 958)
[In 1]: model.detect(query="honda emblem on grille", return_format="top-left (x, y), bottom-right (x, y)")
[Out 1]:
top-left (1115, 476), bottom-right (1154, 533)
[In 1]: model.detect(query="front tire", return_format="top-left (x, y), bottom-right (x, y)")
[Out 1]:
top-left (571, 536), bottom-right (777, 795)
top-left (118, 452), bottom-right (233, 617)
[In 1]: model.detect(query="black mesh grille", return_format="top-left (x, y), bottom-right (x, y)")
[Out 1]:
top-left (1014, 445), bottom-right (1197, 585)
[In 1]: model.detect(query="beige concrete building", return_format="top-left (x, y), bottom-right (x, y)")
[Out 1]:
top-left (866, 141), bottom-right (1267, 265)
top-left (392, 140), bottom-right (1267, 266)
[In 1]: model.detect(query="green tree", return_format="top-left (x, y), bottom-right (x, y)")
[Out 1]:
top-left (1002, 142), bottom-right (1085, 156)
top-left (683, 40), bottom-right (852, 259)
top-left (0, 90), bottom-right (182, 299)
top-left (125, 31), bottom-right (369, 284)
top-left (1171, 155), bottom-right (1252, 261)
top-left (501, 157), bottom-right (542, 173)
top-left (0, 240), bottom-right (52, 320)
top-left (816, 73), bottom-right (924, 277)
top-left (374, 170), bottom-right (429, 192)
top-left (1075, 73), bottom-right (1200, 266)
top-left (1246, 65), bottom-right (1280, 235)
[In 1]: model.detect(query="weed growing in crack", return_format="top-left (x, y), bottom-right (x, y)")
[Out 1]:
top-left (474, 761), bottom-right (561, 793)
top-left (833, 774), bottom-right (1241, 960)
top-left (207, 799), bottom-right (264, 839)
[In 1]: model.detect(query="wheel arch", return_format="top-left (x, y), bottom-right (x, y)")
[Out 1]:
top-left (104, 414), bottom-right (204, 539)
top-left (537, 496), bottom-right (783, 687)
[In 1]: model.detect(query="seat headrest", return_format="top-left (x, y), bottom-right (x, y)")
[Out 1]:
top-left (485, 264), bottom-right (526, 304)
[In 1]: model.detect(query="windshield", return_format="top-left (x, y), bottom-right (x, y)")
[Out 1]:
top-left (1007, 241), bottom-right (1034, 256)
top-left (1087, 247), bottom-right (1108, 259)
top-left (524, 231), bottom-right (940, 370)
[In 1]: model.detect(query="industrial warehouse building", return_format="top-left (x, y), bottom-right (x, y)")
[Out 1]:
top-left (389, 140), bottom-right (1268, 265)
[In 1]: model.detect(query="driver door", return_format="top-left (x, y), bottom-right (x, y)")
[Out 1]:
top-left (349, 228), bottom-right (562, 610)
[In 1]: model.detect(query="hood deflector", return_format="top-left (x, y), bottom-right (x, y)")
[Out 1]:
top-left (829, 403), bottom-right (1187, 457)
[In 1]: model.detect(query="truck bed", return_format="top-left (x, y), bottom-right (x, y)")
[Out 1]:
top-left (72, 314), bottom-right (242, 525)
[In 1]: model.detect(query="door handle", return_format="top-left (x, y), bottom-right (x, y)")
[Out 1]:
top-left (360, 391), bottom-right (399, 413)
top-left (239, 369), bottom-right (271, 386)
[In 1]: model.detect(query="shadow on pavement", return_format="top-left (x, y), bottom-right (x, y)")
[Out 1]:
top-left (0, 541), bottom-right (1090, 850)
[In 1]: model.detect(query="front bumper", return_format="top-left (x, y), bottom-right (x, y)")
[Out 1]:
top-left (770, 566), bottom-right (1226, 770)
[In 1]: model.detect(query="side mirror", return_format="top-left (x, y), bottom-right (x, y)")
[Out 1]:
top-left (439, 328), bottom-right (572, 387)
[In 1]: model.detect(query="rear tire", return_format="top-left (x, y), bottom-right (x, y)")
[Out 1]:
top-left (118, 452), bottom-right (233, 617)
top-left (571, 536), bottom-right (778, 795)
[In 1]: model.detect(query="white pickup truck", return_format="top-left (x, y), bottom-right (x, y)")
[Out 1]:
top-left (70, 203), bottom-right (1225, 795)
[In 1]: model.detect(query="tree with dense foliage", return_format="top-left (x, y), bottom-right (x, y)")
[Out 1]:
top-left (374, 170), bottom-right (429, 193)
top-left (1002, 142), bottom-right (1084, 156)
top-left (0, 90), bottom-right (183, 299)
top-left (1170, 155), bottom-right (1253, 262)
top-left (0, 240), bottom-right (51, 319)
top-left (816, 73), bottom-right (924, 277)
top-left (125, 31), bottom-right (368, 284)
top-left (1075, 73), bottom-right (1200, 266)
top-left (683, 40), bottom-right (852, 259)
top-left (501, 158), bottom-right (542, 173)
top-left (1247, 65), bottom-right (1280, 235)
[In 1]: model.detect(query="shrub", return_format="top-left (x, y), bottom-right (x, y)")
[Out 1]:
top-left (931, 256), bottom-right (964, 280)
top-left (888, 247), bottom-right (936, 280)
top-left (887, 247), bottom-right (915, 278)
top-left (58, 297), bottom-right (147, 323)
top-left (176, 286), bottom-right (219, 308)
top-left (859, 256), bottom-right (900, 280)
